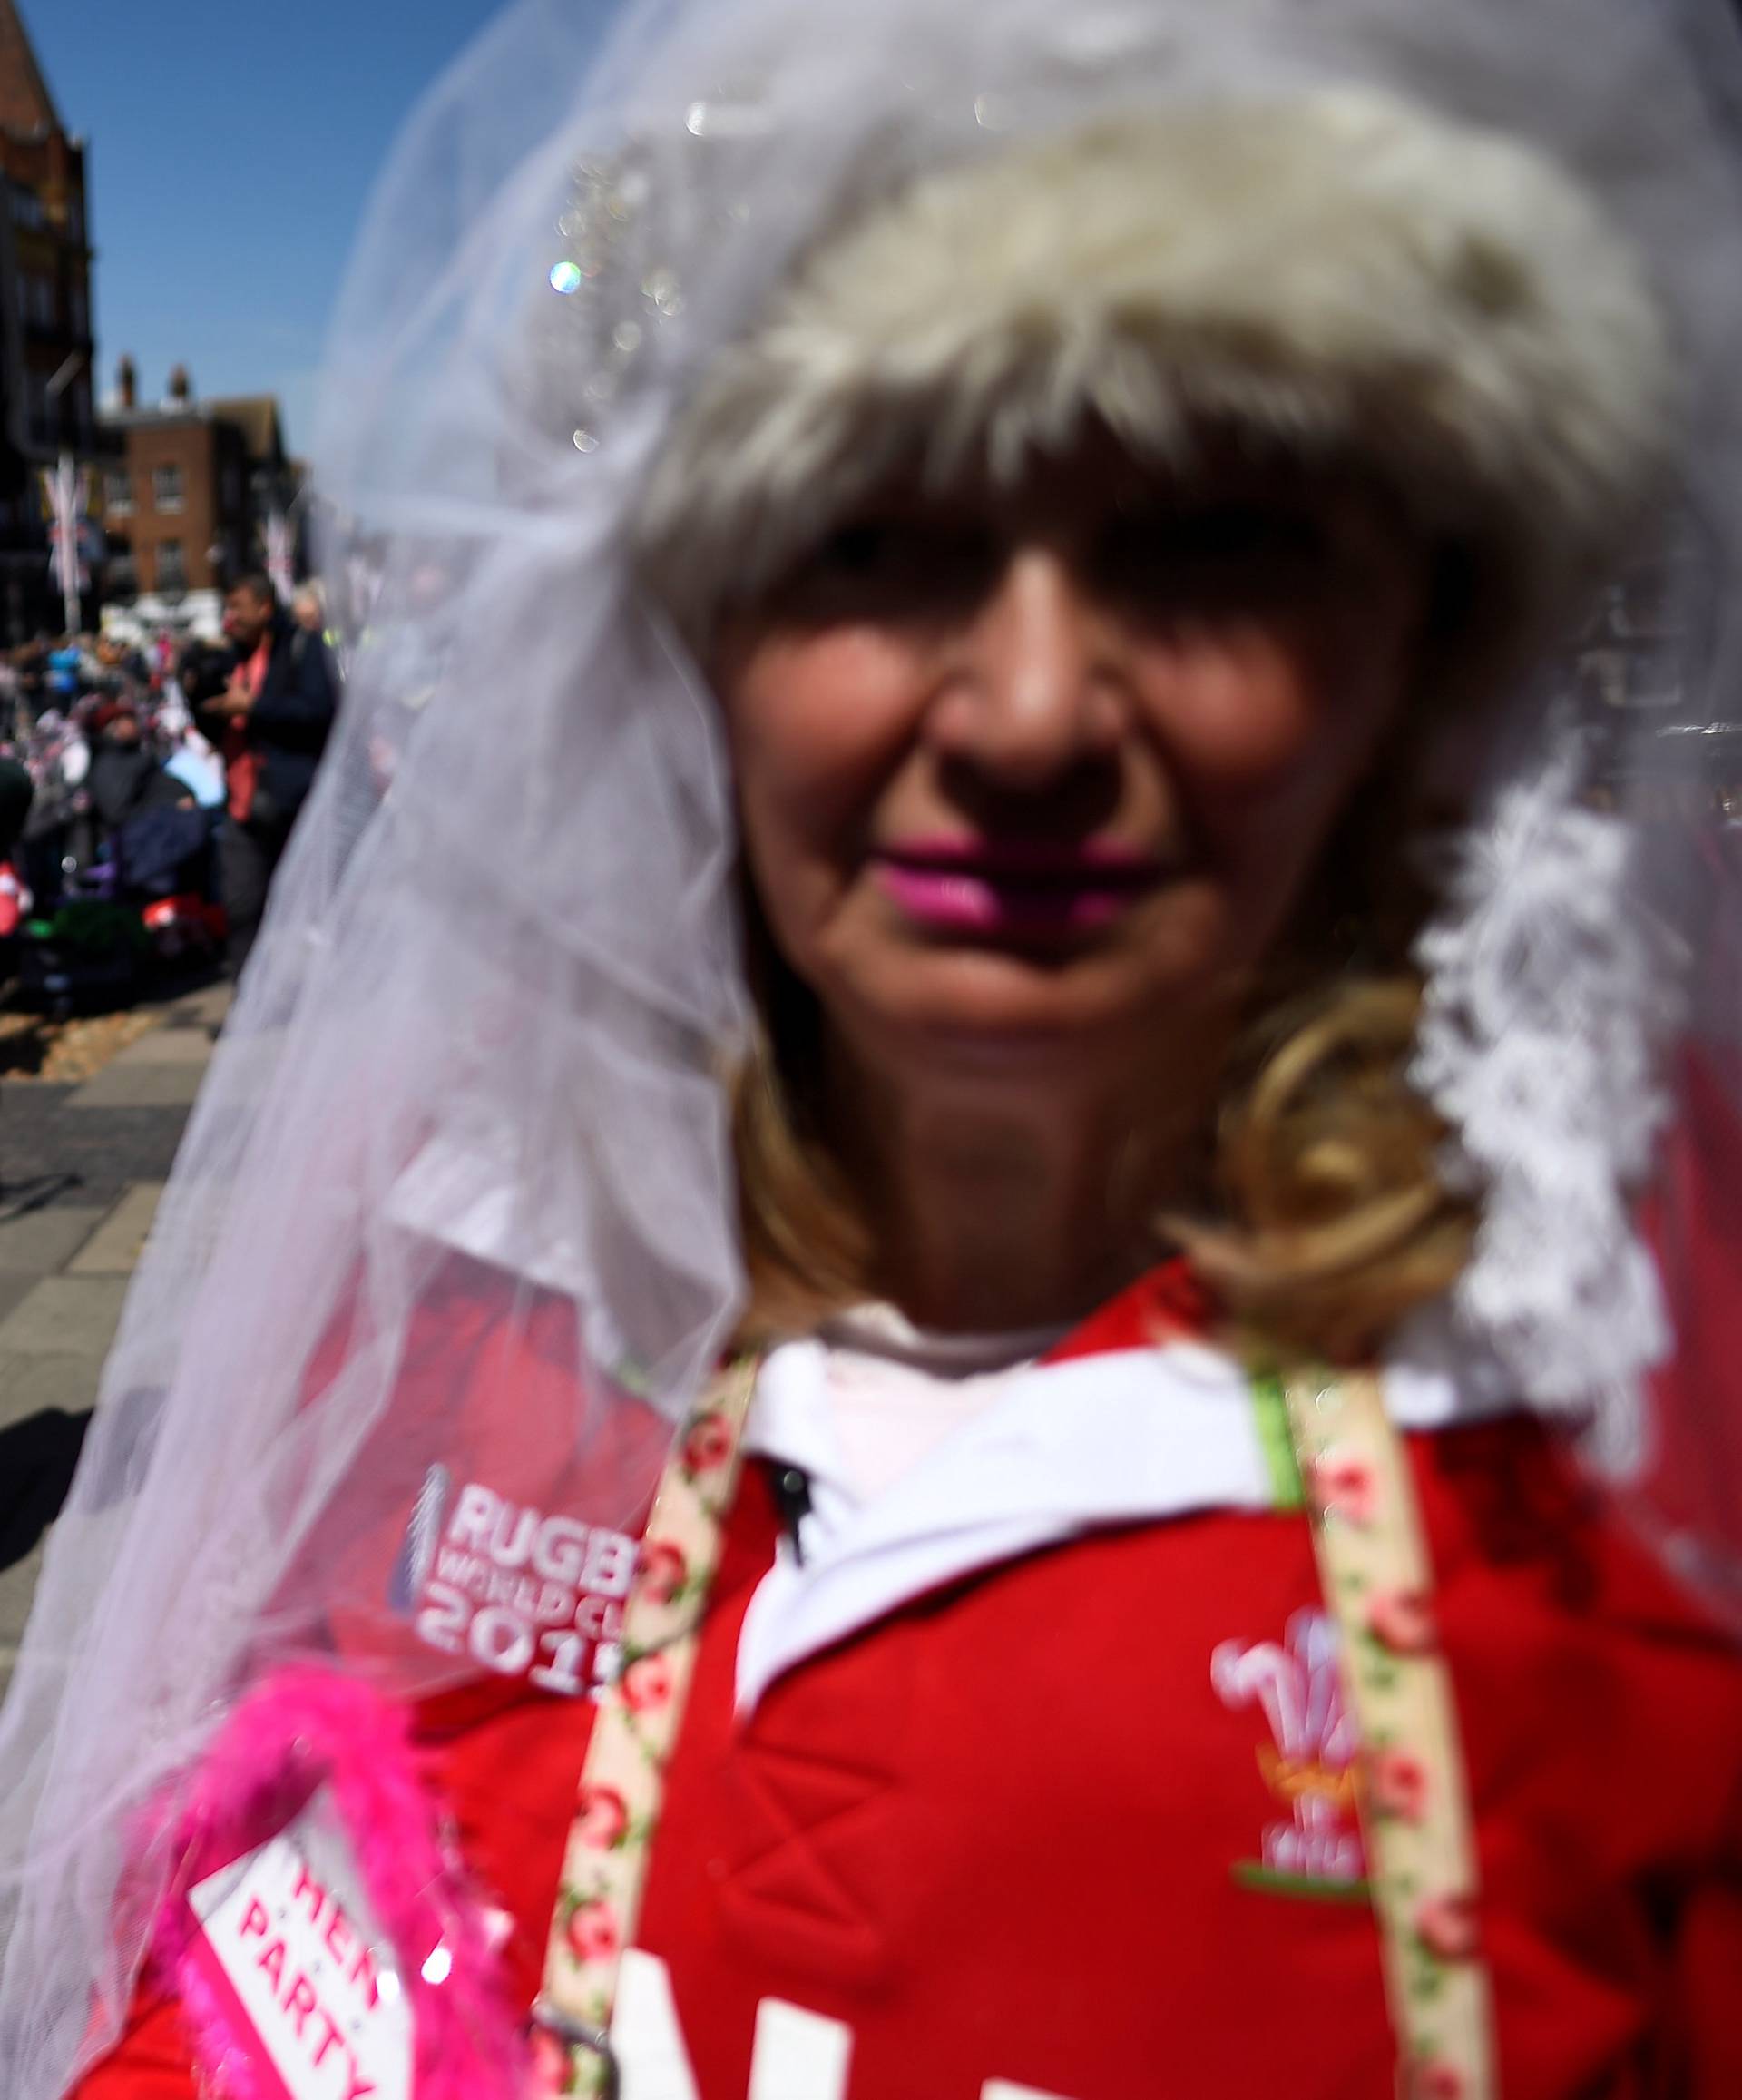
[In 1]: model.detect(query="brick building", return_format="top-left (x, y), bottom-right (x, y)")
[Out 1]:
top-left (0, 0), bottom-right (97, 638)
top-left (97, 360), bottom-right (296, 637)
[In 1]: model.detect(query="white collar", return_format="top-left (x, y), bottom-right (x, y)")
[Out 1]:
top-left (735, 1330), bottom-right (1515, 1715)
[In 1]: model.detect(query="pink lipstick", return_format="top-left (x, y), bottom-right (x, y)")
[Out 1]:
top-left (871, 838), bottom-right (1169, 938)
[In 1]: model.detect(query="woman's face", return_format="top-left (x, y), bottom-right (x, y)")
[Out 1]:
top-left (716, 438), bottom-right (1429, 1110)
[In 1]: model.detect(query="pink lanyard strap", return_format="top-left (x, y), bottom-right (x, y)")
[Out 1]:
top-left (531, 1353), bottom-right (1499, 2100)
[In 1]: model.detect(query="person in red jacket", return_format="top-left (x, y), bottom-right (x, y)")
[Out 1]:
top-left (7, 4), bottom-right (1742, 2099)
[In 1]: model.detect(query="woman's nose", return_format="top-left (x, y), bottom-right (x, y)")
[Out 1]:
top-left (926, 549), bottom-right (1125, 789)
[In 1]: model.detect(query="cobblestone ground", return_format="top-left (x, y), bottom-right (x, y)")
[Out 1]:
top-left (0, 979), bottom-right (229, 1694)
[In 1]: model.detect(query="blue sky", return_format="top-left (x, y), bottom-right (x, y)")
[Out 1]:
top-left (24, 0), bottom-right (516, 456)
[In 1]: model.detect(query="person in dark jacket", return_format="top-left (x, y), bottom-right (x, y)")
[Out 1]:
top-left (0, 755), bottom-right (33, 863)
top-left (201, 573), bottom-right (339, 971)
top-left (85, 703), bottom-right (160, 834)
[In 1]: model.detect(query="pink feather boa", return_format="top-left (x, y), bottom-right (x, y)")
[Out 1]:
top-left (144, 1664), bottom-right (527, 2100)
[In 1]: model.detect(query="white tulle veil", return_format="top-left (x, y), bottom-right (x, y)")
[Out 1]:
top-left (4, 0), bottom-right (1742, 2091)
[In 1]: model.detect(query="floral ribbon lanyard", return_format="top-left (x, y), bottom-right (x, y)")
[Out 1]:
top-left (1265, 1363), bottom-right (1500, 2100)
top-left (532, 1355), bottom-right (758, 2098)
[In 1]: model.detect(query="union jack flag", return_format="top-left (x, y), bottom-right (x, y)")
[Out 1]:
top-left (266, 509), bottom-right (296, 605)
top-left (40, 457), bottom-right (92, 595)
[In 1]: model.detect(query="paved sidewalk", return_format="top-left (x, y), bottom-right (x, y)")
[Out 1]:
top-left (0, 981), bottom-right (230, 1693)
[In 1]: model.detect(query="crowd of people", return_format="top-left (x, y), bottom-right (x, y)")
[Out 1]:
top-left (0, 577), bottom-right (339, 1005)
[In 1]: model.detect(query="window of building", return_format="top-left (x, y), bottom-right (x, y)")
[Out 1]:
top-left (8, 186), bottom-right (44, 231)
top-left (105, 469), bottom-right (133, 515)
top-left (68, 283), bottom-right (88, 340)
top-left (22, 274), bottom-right (54, 329)
top-left (155, 541), bottom-right (187, 592)
top-left (152, 464), bottom-right (185, 513)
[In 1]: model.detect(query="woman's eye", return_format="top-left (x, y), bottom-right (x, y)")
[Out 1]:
top-left (771, 515), bottom-right (1002, 622)
top-left (1094, 504), bottom-right (1333, 608)
top-left (814, 520), bottom-right (910, 575)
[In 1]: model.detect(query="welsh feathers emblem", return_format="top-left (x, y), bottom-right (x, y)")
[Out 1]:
top-left (1211, 1607), bottom-right (1367, 1899)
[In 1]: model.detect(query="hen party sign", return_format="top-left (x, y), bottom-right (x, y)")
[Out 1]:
top-left (184, 1787), bottom-right (413, 2100)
